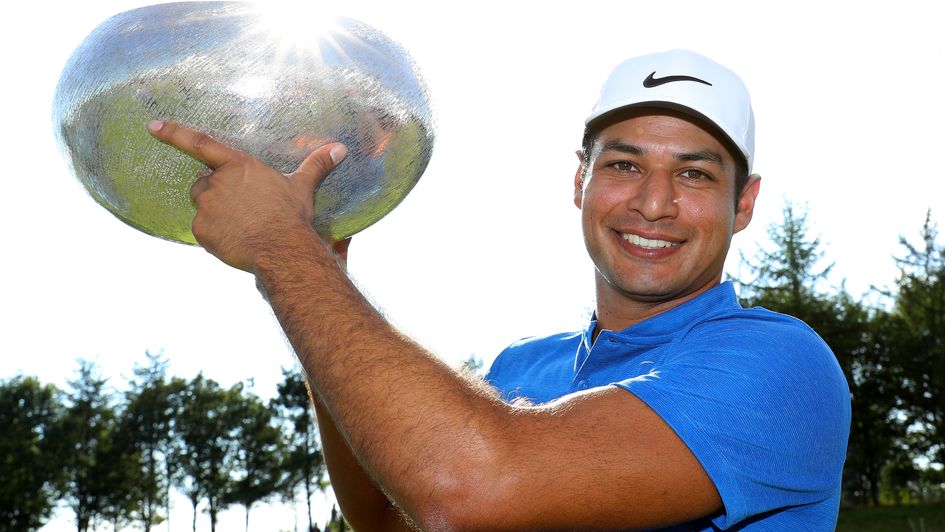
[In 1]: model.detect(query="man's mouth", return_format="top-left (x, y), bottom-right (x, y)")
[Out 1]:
top-left (620, 232), bottom-right (680, 249)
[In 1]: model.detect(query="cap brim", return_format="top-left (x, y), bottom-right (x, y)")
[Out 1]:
top-left (585, 101), bottom-right (750, 170)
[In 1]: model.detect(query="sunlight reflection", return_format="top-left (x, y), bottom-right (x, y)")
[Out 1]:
top-left (251, 3), bottom-right (351, 67)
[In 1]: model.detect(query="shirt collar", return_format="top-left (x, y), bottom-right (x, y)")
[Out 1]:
top-left (580, 281), bottom-right (740, 348)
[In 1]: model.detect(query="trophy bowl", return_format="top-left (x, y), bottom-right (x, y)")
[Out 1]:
top-left (53, 2), bottom-right (435, 244)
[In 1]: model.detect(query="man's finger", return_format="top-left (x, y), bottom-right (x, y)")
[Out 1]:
top-left (290, 142), bottom-right (348, 195)
top-left (190, 172), bottom-right (211, 203)
top-left (148, 120), bottom-right (237, 169)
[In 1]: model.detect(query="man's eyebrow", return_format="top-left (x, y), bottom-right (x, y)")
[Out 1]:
top-left (597, 142), bottom-right (725, 165)
top-left (676, 149), bottom-right (725, 166)
top-left (597, 140), bottom-right (645, 156)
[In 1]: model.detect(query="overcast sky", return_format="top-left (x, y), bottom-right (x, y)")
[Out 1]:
top-left (3, 1), bottom-right (943, 529)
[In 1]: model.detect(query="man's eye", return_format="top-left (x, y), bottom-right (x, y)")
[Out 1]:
top-left (680, 169), bottom-right (711, 181)
top-left (609, 161), bottom-right (638, 173)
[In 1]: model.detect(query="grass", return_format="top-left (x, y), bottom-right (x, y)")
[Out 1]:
top-left (837, 504), bottom-right (945, 531)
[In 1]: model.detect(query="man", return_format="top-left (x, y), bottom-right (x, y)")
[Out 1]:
top-left (149, 49), bottom-right (850, 530)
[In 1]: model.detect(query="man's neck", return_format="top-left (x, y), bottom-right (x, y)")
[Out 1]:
top-left (592, 278), bottom-right (721, 340)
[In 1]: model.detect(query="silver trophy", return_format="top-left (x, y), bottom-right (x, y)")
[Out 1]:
top-left (53, 2), bottom-right (434, 244)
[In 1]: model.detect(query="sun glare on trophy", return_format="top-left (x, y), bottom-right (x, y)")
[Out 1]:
top-left (252, 4), bottom-right (349, 64)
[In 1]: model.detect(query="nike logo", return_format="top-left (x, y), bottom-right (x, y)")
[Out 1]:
top-left (643, 72), bottom-right (712, 88)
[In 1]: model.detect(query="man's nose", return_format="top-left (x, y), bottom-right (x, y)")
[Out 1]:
top-left (628, 170), bottom-right (679, 221)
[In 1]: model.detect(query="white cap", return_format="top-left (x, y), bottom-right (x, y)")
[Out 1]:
top-left (586, 49), bottom-right (755, 171)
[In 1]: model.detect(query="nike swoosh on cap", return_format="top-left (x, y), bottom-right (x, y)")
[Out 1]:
top-left (643, 72), bottom-right (713, 88)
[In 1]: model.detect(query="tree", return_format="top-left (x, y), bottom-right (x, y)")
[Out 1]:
top-left (737, 201), bottom-right (833, 314)
top-left (835, 299), bottom-right (908, 506)
top-left (171, 374), bottom-right (244, 532)
top-left (891, 211), bottom-right (945, 472)
top-left (225, 391), bottom-right (287, 531)
top-left (58, 359), bottom-right (140, 532)
top-left (0, 376), bottom-right (64, 530)
top-left (163, 373), bottom-right (189, 529)
top-left (121, 352), bottom-right (185, 531)
top-left (98, 416), bottom-right (147, 532)
top-left (325, 504), bottom-right (350, 532)
top-left (273, 367), bottom-right (325, 532)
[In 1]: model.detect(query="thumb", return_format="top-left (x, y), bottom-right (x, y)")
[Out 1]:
top-left (290, 142), bottom-right (348, 196)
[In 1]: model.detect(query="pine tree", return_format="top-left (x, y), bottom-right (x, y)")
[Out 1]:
top-left (121, 352), bottom-right (184, 530)
top-left (891, 211), bottom-right (945, 471)
top-left (0, 376), bottom-right (64, 530)
top-left (170, 374), bottom-right (244, 532)
top-left (225, 390), bottom-right (287, 532)
top-left (273, 367), bottom-right (326, 532)
top-left (737, 201), bottom-right (833, 314)
top-left (58, 359), bottom-right (140, 531)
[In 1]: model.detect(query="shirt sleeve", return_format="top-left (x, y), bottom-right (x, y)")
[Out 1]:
top-left (612, 313), bottom-right (851, 529)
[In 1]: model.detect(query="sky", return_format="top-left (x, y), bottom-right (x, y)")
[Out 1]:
top-left (3, 0), bottom-right (944, 530)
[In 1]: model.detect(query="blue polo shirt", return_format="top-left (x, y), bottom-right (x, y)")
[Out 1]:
top-left (486, 281), bottom-right (850, 531)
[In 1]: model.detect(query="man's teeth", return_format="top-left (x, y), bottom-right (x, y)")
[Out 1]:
top-left (622, 233), bottom-right (676, 249)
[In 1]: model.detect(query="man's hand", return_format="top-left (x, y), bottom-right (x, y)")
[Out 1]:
top-left (147, 120), bottom-right (347, 272)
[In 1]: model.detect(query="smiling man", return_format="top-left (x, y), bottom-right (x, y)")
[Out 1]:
top-left (150, 49), bottom-right (850, 530)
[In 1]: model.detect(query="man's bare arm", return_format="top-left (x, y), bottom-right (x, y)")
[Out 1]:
top-left (310, 241), bottom-right (413, 531)
top-left (313, 397), bottom-right (414, 531)
top-left (257, 231), bottom-right (719, 529)
top-left (150, 120), bottom-right (722, 530)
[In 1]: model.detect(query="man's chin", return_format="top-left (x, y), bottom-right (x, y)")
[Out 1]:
top-left (609, 275), bottom-right (717, 304)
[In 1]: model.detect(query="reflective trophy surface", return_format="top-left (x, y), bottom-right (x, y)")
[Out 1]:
top-left (53, 2), bottom-right (435, 244)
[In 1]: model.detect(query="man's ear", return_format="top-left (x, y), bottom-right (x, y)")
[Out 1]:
top-left (574, 149), bottom-right (585, 209)
top-left (733, 174), bottom-right (761, 234)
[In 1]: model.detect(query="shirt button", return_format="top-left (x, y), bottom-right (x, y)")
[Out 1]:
top-left (578, 379), bottom-right (589, 389)
top-left (608, 338), bottom-right (617, 344)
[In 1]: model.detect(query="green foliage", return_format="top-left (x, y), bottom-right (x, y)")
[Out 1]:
top-left (273, 367), bottom-right (325, 532)
top-left (0, 375), bottom-right (64, 531)
top-left (225, 391), bottom-right (287, 531)
top-left (324, 504), bottom-right (351, 532)
top-left (120, 351), bottom-right (184, 531)
top-left (738, 201), bottom-right (834, 313)
top-left (891, 211), bottom-right (945, 471)
top-left (58, 359), bottom-right (141, 532)
top-left (1, 355), bottom-right (336, 530)
top-left (843, 307), bottom-right (914, 506)
top-left (171, 374), bottom-right (246, 532)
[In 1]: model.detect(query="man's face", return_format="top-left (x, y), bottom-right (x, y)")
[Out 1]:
top-left (574, 111), bottom-right (759, 305)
